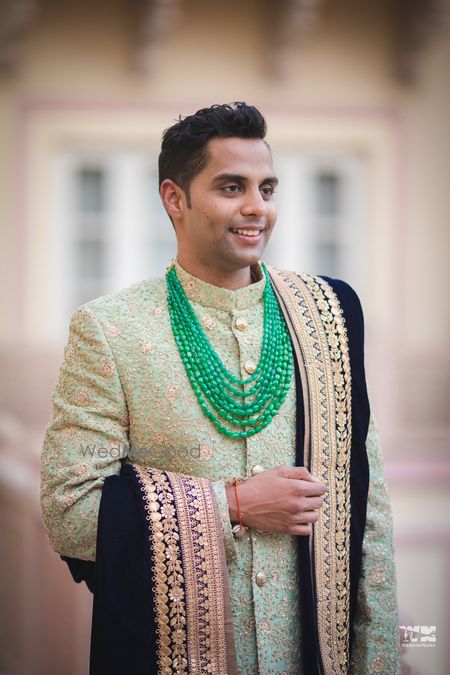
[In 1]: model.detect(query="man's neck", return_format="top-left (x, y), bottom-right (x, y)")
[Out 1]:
top-left (176, 256), bottom-right (253, 290)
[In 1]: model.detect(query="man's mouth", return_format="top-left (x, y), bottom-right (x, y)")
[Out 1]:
top-left (230, 228), bottom-right (264, 238)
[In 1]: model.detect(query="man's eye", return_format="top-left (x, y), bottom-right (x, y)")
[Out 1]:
top-left (223, 184), bottom-right (241, 193)
top-left (261, 186), bottom-right (275, 197)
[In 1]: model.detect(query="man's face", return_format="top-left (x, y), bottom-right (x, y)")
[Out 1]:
top-left (171, 136), bottom-right (278, 276)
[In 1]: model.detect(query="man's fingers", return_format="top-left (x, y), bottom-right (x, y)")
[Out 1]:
top-left (287, 496), bottom-right (324, 515)
top-left (295, 479), bottom-right (327, 497)
top-left (301, 496), bottom-right (324, 510)
top-left (279, 466), bottom-right (325, 485)
top-left (307, 474), bottom-right (323, 484)
top-left (289, 507), bottom-right (321, 527)
top-left (279, 465), bottom-right (311, 479)
top-left (290, 523), bottom-right (312, 536)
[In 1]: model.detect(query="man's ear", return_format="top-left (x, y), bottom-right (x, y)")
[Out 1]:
top-left (160, 179), bottom-right (186, 221)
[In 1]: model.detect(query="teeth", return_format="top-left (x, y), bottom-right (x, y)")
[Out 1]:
top-left (232, 229), bottom-right (260, 236)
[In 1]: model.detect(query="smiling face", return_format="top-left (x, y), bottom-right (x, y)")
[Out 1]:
top-left (160, 136), bottom-right (278, 288)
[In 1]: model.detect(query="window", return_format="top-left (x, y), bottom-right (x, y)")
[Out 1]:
top-left (266, 152), bottom-right (366, 288)
top-left (72, 166), bottom-right (109, 307)
top-left (312, 170), bottom-right (343, 278)
top-left (54, 152), bottom-right (176, 332)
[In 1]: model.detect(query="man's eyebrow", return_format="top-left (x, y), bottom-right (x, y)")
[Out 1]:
top-left (212, 173), bottom-right (279, 185)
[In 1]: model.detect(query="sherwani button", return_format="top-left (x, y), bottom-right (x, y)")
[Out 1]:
top-left (235, 318), bottom-right (249, 331)
top-left (251, 464), bottom-right (265, 475)
top-left (244, 359), bottom-right (257, 374)
top-left (255, 572), bottom-right (267, 587)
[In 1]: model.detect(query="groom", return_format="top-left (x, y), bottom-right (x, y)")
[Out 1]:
top-left (41, 102), bottom-right (400, 674)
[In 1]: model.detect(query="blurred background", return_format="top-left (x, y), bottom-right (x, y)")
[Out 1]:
top-left (0, 0), bottom-right (449, 673)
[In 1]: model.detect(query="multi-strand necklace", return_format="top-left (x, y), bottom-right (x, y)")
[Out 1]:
top-left (165, 261), bottom-right (293, 438)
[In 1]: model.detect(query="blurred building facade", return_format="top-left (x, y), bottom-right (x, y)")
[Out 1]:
top-left (0, 0), bottom-right (449, 673)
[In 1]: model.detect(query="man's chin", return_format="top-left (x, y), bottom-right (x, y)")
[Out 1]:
top-left (228, 248), bottom-right (264, 270)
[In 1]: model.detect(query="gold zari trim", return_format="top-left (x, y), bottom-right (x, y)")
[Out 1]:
top-left (133, 465), bottom-right (237, 675)
top-left (268, 268), bottom-right (352, 675)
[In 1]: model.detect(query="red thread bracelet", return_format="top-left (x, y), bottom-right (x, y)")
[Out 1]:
top-left (233, 477), bottom-right (244, 530)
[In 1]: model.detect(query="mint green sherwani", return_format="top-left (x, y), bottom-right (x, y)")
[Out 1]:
top-left (40, 260), bottom-right (400, 674)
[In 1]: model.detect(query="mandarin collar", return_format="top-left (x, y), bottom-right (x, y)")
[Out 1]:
top-left (170, 258), bottom-right (266, 311)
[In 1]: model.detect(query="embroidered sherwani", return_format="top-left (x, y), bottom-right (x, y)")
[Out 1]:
top-left (40, 260), bottom-right (400, 674)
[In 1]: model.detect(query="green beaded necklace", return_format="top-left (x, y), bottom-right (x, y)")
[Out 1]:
top-left (165, 261), bottom-right (293, 438)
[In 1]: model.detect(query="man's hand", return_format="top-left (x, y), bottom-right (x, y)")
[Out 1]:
top-left (225, 466), bottom-right (327, 536)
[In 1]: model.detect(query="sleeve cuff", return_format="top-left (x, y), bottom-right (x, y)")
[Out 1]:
top-left (211, 480), bottom-right (238, 565)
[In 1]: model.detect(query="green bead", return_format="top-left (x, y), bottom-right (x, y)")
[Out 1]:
top-left (166, 262), bottom-right (293, 438)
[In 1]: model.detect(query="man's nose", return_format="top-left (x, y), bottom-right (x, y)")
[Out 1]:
top-left (240, 188), bottom-right (268, 218)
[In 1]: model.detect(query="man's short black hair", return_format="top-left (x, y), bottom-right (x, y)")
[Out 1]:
top-left (158, 102), bottom-right (267, 206)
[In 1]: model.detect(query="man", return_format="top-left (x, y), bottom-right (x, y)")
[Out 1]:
top-left (41, 102), bottom-right (400, 674)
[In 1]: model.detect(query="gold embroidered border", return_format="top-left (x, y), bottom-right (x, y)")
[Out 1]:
top-left (133, 465), bottom-right (236, 675)
top-left (166, 471), bottom-right (233, 674)
top-left (134, 465), bottom-right (188, 674)
top-left (268, 267), bottom-right (352, 675)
